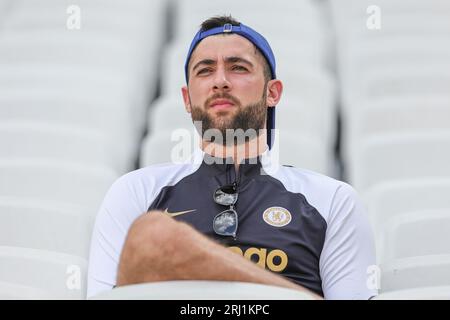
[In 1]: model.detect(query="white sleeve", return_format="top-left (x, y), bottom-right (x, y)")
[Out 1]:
top-left (320, 183), bottom-right (378, 300)
top-left (86, 174), bottom-right (152, 299)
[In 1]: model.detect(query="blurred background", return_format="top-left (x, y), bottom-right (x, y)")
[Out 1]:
top-left (0, 0), bottom-right (449, 299)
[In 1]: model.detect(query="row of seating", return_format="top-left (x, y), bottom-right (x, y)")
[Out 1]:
top-left (331, 0), bottom-right (450, 295)
top-left (0, 0), bottom-right (167, 299)
top-left (0, 0), bottom-right (449, 299)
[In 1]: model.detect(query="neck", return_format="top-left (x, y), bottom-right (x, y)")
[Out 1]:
top-left (200, 131), bottom-right (268, 172)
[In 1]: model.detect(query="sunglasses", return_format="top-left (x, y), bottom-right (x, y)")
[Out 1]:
top-left (213, 183), bottom-right (239, 238)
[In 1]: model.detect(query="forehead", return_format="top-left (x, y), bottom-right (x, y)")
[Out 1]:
top-left (189, 34), bottom-right (259, 65)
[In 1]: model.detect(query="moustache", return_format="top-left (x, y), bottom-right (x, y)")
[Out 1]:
top-left (204, 93), bottom-right (241, 109)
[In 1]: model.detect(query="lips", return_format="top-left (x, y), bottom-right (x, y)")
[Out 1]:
top-left (209, 99), bottom-right (234, 110)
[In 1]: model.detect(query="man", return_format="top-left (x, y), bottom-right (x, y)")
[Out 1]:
top-left (87, 16), bottom-right (377, 300)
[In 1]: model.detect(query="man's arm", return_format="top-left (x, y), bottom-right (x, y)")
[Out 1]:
top-left (87, 172), bottom-right (151, 298)
top-left (116, 211), bottom-right (322, 299)
top-left (320, 183), bottom-right (378, 299)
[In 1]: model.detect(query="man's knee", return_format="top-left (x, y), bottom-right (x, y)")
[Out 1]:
top-left (117, 211), bottom-right (198, 285)
top-left (125, 211), bottom-right (173, 252)
top-left (117, 212), bottom-right (171, 284)
top-left (121, 211), bottom-right (196, 261)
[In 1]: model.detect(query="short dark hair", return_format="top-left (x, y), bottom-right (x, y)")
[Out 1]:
top-left (200, 15), bottom-right (241, 32)
top-left (187, 15), bottom-right (272, 82)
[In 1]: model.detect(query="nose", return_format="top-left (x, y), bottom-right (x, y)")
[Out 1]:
top-left (212, 65), bottom-right (231, 92)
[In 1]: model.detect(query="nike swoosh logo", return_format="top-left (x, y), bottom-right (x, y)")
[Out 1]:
top-left (163, 208), bottom-right (197, 217)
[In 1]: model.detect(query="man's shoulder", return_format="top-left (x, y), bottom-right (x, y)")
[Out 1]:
top-left (102, 161), bottom-right (198, 205)
top-left (116, 161), bottom-right (197, 187)
top-left (270, 165), bottom-right (360, 222)
top-left (97, 161), bottom-right (200, 217)
top-left (273, 164), bottom-right (347, 193)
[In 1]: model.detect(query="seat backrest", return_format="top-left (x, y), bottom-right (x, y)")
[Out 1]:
top-left (0, 246), bottom-right (87, 299)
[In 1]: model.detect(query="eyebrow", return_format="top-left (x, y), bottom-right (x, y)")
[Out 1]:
top-left (225, 56), bottom-right (254, 68)
top-left (192, 56), bottom-right (254, 72)
top-left (192, 59), bottom-right (216, 72)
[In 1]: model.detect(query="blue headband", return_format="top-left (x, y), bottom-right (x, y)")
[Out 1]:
top-left (184, 23), bottom-right (276, 82)
top-left (184, 23), bottom-right (277, 149)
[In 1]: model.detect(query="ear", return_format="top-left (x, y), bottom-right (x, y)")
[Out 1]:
top-left (265, 79), bottom-right (283, 107)
top-left (181, 86), bottom-right (192, 113)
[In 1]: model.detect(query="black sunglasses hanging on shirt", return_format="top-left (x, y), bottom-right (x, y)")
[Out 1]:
top-left (212, 183), bottom-right (239, 238)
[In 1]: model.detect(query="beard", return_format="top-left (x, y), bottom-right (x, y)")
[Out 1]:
top-left (190, 89), bottom-right (267, 146)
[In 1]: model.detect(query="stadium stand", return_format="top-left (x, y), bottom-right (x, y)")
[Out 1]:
top-left (379, 256), bottom-right (450, 294)
top-left (350, 132), bottom-right (450, 192)
top-left (0, 121), bottom-right (123, 172)
top-left (0, 198), bottom-right (94, 258)
top-left (0, 0), bottom-right (165, 299)
top-left (0, 246), bottom-right (87, 299)
top-left (364, 179), bottom-right (450, 237)
top-left (331, 0), bottom-right (450, 297)
top-left (0, 0), bottom-right (449, 299)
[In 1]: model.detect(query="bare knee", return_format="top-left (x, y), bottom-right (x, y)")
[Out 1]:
top-left (116, 210), bottom-right (194, 285)
top-left (121, 211), bottom-right (177, 258)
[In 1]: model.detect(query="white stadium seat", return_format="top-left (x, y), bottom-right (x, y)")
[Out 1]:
top-left (339, 38), bottom-right (450, 79)
top-left (339, 43), bottom-right (450, 111)
top-left (173, 0), bottom-right (327, 45)
top-left (0, 63), bottom-right (146, 111)
top-left (331, 0), bottom-right (450, 41)
top-left (363, 178), bottom-right (450, 238)
top-left (0, 159), bottom-right (117, 213)
top-left (0, 246), bottom-right (87, 299)
top-left (0, 0), bottom-right (166, 93)
top-left (0, 0), bottom-right (172, 299)
top-left (0, 121), bottom-right (123, 173)
top-left (0, 97), bottom-right (141, 173)
top-left (147, 96), bottom-right (193, 134)
top-left (91, 280), bottom-right (315, 300)
top-left (350, 132), bottom-right (450, 192)
top-left (335, 13), bottom-right (450, 53)
top-left (0, 281), bottom-right (55, 300)
top-left (274, 130), bottom-right (331, 175)
top-left (342, 97), bottom-right (450, 163)
top-left (3, 0), bottom-right (166, 48)
top-left (0, 0), bottom-right (169, 175)
top-left (0, 31), bottom-right (155, 75)
top-left (275, 95), bottom-right (336, 149)
top-left (377, 210), bottom-right (450, 264)
top-left (341, 65), bottom-right (450, 111)
top-left (352, 98), bottom-right (450, 136)
top-left (140, 130), bottom-right (197, 167)
top-left (275, 66), bottom-right (336, 114)
top-left (380, 255), bottom-right (450, 293)
top-left (0, 198), bottom-right (94, 259)
top-left (0, 92), bottom-right (138, 132)
top-left (359, 66), bottom-right (450, 102)
top-left (374, 286), bottom-right (450, 300)
top-left (331, 0), bottom-right (450, 154)
top-left (363, 179), bottom-right (450, 293)
top-left (0, 0), bottom-right (9, 18)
